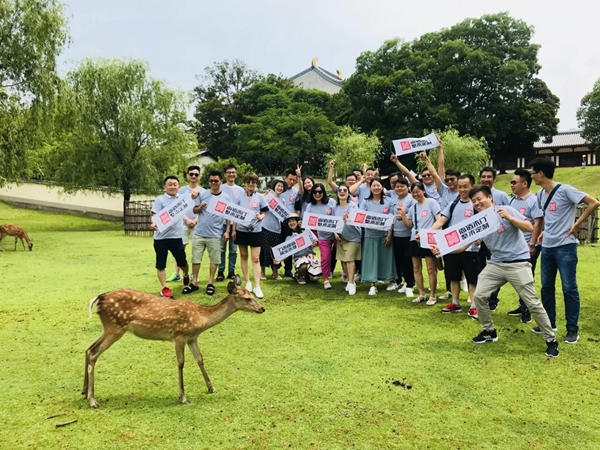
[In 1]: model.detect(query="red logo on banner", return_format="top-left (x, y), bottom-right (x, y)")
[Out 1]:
top-left (421, 210), bottom-right (428, 217)
top-left (497, 223), bottom-right (506, 234)
top-left (400, 140), bottom-right (412, 151)
top-left (215, 201), bottom-right (227, 213)
top-left (159, 211), bottom-right (171, 225)
top-left (464, 209), bottom-right (473, 217)
top-left (252, 202), bottom-right (258, 208)
top-left (307, 216), bottom-right (318, 227)
top-left (269, 198), bottom-right (278, 209)
top-left (295, 236), bottom-right (305, 247)
top-left (519, 207), bottom-right (526, 215)
top-left (355, 212), bottom-right (366, 223)
top-left (427, 232), bottom-right (437, 245)
top-left (549, 202), bottom-right (557, 212)
top-left (445, 230), bottom-right (461, 247)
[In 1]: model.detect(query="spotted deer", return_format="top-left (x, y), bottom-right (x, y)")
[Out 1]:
top-left (83, 276), bottom-right (265, 408)
top-left (0, 224), bottom-right (33, 251)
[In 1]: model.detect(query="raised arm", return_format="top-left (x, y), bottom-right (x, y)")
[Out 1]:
top-left (390, 153), bottom-right (417, 184)
top-left (419, 152), bottom-right (443, 190)
top-left (436, 138), bottom-right (445, 179)
top-left (296, 165), bottom-right (304, 196)
top-left (327, 160), bottom-right (339, 192)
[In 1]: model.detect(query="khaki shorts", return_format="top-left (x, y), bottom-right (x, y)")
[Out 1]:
top-left (337, 239), bottom-right (361, 262)
top-left (182, 225), bottom-right (195, 245)
top-left (192, 235), bottom-right (222, 265)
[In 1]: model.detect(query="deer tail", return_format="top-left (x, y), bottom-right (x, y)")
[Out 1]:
top-left (88, 295), bottom-right (101, 319)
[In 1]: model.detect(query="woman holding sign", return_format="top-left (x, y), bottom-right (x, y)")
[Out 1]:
top-left (232, 173), bottom-right (269, 299)
top-left (359, 178), bottom-right (396, 296)
top-left (400, 182), bottom-right (441, 305)
top-left (305, 183), bottom-right (337, 290)
top-left (333, 185), bottom-right (361, 295)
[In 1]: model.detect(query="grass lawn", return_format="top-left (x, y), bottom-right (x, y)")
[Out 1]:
top-left (1, 201), bottom-right (600, 449)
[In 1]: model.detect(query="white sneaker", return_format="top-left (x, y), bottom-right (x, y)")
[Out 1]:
top-left (347, 283), bottom-right (356, 296)
top-left (386, 282), bottom-right (399, 291)
top-left (328, 274), bottom-right (333, 280)
top-left (438, 291), bottom-right (451, 300)
top-left (467, 297), bottom-right (472, 304)
top-left (460, 279), bottom-right (468, 292)
top-left (252, 286), bottom-right (264, 299)
top-left (397, 282), bottom-right (407, 293)
top-left (245, 281), bottom-right (252, 291)
top-left (341, 273), bottom-right (348, 283)
top-left (324, 280), bottom-right (332, 290)
top-left (368, 286), bottom-right (378, 296)
top-left (405, 287), bottom-right (414, 298)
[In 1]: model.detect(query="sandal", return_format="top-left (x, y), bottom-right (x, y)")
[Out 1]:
top-left (272, 274), bottom-right (283, 280)
top-left (216, 273), bottom-right (225, 282)
top-left (426, 297), bottom-right (437, 306)
top-left (412, 295), bottom-right (426, 303)
top-left (206, 284), bottom-right (215, 296)
top-left (182, 284), bottom-right (199, 295)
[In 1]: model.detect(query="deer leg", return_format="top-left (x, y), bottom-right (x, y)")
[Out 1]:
top-left (0, 233), bottom-right (4, 250)
top-left (188, 339), bottom-right (217, 393)
top-left (14, 237), bottom-right (18, 251)
top-left (174, 339), bottom-right (189, 404)
top-left (19, 237), bottom-right (26, 251)
top-left (85, 328), bottom-right (126, 408)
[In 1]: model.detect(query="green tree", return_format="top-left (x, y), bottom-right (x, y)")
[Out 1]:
top-left (45, 58), bottom-right (197, 218)
top-left (343, 13), bottom-right (559, 165)
top-left (198, 157), bottom-right (257, 187)
top-left (0, 0), bottom-right (69, 186)
top-left (325, 126), bottom-right (382, 177)
top-left (415, 129), bottom-right (489, 176)
top-left (577, 78), bottom-right (600, 154)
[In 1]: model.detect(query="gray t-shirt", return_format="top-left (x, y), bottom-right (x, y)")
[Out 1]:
top-left (152, 193), bottom-right (185, 240)
top-left (284, 186), bottom-right (300, 208)
top-left (221, 183), bottom-right (245, 204)
top-left (262, 192), bottom-right (295, 233)
top-left (359, 197), bottom-right (394, 238)
top-left (424, 183), bottom-right (441, 204)
top-left (537, 184), bottom-right (586, 248)
top-left (408, 198), bottom-right (441, 241)
top-left (356, 184), bottom-right (371, 204)
top-left (332, 202), bottom-right (361, 242)
top-left (305, 199), bottom-right (337, 240)
top-left (482, 206), bottom-right (530, 262)
top-left (178, 185), bottom-right (202, 223)
top-left (391, 195), bottom-right (416, 238)
top-left (491, 187), bottom-right (510, 206)
top-left (234, 192), bottom-right (269, 233)
top-left (508, 193), bottom-right (543, 245)
top-left (194, 190), bottom-right (231, 238)
top-left (439, 183), bottom-right (459, 209)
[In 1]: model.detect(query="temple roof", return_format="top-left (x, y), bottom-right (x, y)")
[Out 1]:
top-left (290, 65), bottom-right (344, 87)
top-left (534, 129), bottom-right (588, 149)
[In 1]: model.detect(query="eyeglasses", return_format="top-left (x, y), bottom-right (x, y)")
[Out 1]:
top-left (313, 190), bottom-right (324, 194)
top-left (208, 179), bottom-right (220, 183)
top-left (188, 173), bottom-right (200, 177)
top-left (444, 178), bottom-right (456, 183)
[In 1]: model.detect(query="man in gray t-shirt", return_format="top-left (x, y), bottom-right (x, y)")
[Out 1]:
top-left (530, 157), bottom-right (600, 344)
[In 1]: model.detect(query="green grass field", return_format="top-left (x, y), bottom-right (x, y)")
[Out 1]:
top-left (1, 193), bottom-right (600, 449)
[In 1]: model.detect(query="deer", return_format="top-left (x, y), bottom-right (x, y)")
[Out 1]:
top-left (0, 224), bottom-right (34, 251)
top-left (83, 276), bottom-right (265, 408)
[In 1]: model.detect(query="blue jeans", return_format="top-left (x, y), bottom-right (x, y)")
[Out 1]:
top-left (218, 226), bottom-right (237, 274)
top-left (540, 244), bottom-right (580, 332)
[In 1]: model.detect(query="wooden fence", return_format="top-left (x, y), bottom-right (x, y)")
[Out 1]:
top-left (124, 200), bottom-right (154, 236)
top-left (575, 204), bottom-right (598, 243)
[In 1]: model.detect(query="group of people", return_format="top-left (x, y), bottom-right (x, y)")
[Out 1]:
top-left (150, 147), bottom-right (600, 357)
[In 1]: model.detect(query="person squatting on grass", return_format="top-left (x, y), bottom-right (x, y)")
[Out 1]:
top-left (304, 183), bottom-right (338, 289)
top-left (217, 163), bottom-right (245, 281)
top-left (431, 185), bottom-right (560, 357)
top-left (530, 157), bottom-right (600, 344)
top-left (150, 176), bottom-right (200, 299)
top-left (183, 171), bottom-right (230, 297)
top-left (231, 173), bottom-right (269, 299)
top-left (401, 181), bottom-right (441, 305)
top-left (274, 214), bottom-right (321, 284)
top-left (166, 165), bottom-right (201, 283)
top-left (332, 184), bottom-right (361, 296)
top-left (359, 178), bottom-right (396, 296)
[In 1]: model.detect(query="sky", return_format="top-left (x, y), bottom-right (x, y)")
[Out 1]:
top-left (58, 0), bottom-right (600, 130)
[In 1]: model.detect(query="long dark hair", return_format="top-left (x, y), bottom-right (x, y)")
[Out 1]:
top-left (300, 176), bottom-right (315, 204)
top-left (309, 183), bottom-right (330, 205)
top-left (366, 178), bottom-right (385, 204)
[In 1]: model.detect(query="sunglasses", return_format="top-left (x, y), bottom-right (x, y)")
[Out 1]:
top-left (445, 178), bottom-right (456, 183)
top-left (510, 180), bottom-right (522, 185)
top-left (188, 173), bottom-right (200, 177)
top-left (338, 189), bottom-right (348, 193)
top-left (422, 174), bottom-right (432, 177)
top-left (208, 179), bottom-right (220, 183)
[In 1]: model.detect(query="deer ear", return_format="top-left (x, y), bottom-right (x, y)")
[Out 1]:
top-left (227, 281), bottom-right (236, 294)
top-left (234, 275), bottom-right (242, 286)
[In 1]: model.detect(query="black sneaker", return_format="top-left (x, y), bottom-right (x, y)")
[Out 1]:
top-left (564, 331), bottom-right (579, 344)
top-left (472, 329), bottom-right (498, 344)
top-left (545, 340), bottom-right (559, 357)
top-left (532, 326), bottom-right (558, 334)
top-left (520, 310), bottom-right (532, 324)
top-left (507, 307), bottom-right (522, 317)
top-left (488, 302), bottom-right (498, 312)
top-left (284, 270), bottom-right (294, 278)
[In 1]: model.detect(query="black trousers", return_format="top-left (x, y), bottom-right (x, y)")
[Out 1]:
top-left (392, 236), bottom-right (415, 287)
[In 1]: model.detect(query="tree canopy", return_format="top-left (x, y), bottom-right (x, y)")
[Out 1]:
top-left (325, 126), bottom-right (382, 178)
top-left (577, 78), bottom-right (600, 154)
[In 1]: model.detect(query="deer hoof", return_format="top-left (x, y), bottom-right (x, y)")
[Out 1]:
top-left (208, 387), bottom-right (217, 394)
top-left (180, 397), bottom-right (190, 404)
top-left (89, 399), bottom-right (100, 409)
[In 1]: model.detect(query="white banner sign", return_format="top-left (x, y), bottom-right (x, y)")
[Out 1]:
top-left (419, 207), bottom-right (500, 255)
top-left (271, 229), bottom-right (317, 261)
top-left (266, 194), bottom-right (291, 222)
top-left (154, 193), bottom-right (194, 233)
top-left (347, 209), bottom-right (394, 231)
top-left (392, 133), bottom-right (440, 156)
top-left (303, 213), bottom-right (344, 233)
top-left (206, 197), bottom-right (253, 226)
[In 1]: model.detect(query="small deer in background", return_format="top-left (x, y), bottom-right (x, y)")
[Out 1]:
top-left (0, 224), bottom-right (34, 251)
top-left (83, 276), bottom-right (265, 408)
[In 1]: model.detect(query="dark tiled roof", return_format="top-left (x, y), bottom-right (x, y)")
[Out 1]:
top-left (534, 129), bottom-right (588, 149)
top-left (290, 66), bottom-right (344, 87)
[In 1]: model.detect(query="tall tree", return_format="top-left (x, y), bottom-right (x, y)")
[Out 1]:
top-left (0, 0), bottom-right (69, 186)
top-left (325, 126), bottom-right (382, 178)
top-left (45, 58), bottom-right (197, 218)
top-left (343, 13), bottom-right (559, 166)
top-left (577, 79), bottom-right (600, 154)
top-left (192, 60), bottom-right (262, 158)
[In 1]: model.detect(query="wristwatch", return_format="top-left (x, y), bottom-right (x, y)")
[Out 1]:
top-left (529, 244), bottom-right (536, 248)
